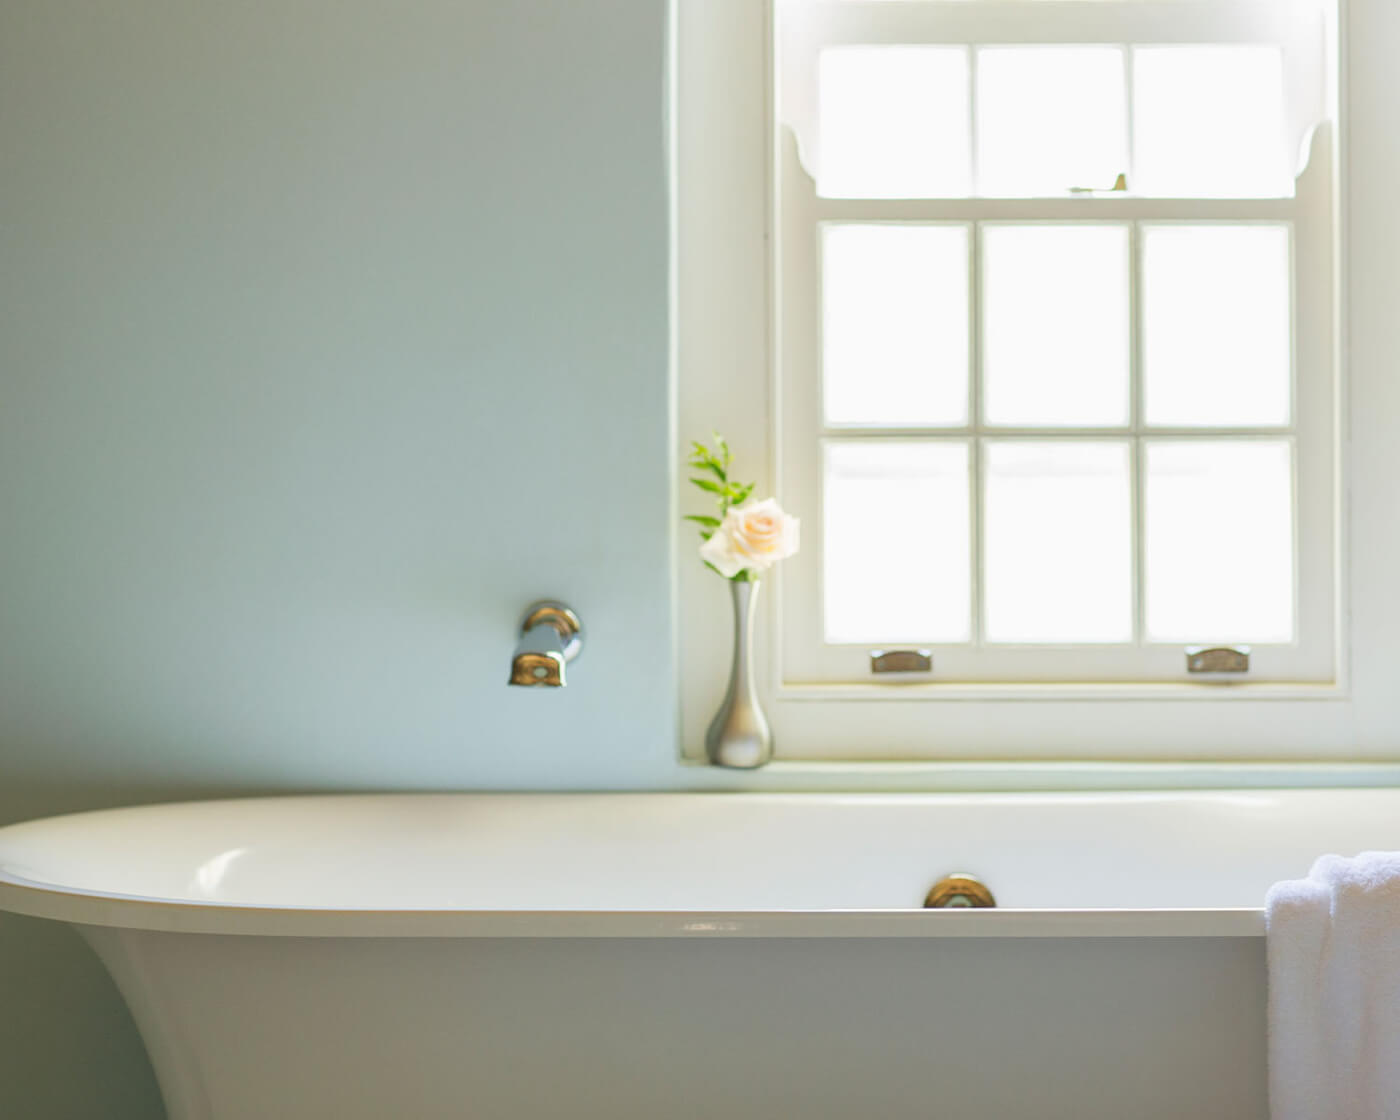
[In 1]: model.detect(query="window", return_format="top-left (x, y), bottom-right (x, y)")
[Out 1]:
top-left (774, 0), bottom-right (1338, 688)
top-left (674, 0), bottom-right (1360, 762)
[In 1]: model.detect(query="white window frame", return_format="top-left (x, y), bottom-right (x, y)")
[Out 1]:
top-left (671, 0), bottom-right (1396, 764)
top-left (778, 3), bottom-right (1336, 688)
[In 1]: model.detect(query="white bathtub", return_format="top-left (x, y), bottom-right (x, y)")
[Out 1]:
top-left (0, 790), bottom-right (1390, 1119)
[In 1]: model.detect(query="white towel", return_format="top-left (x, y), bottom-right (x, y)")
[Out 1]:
top-left (1267, 851), bottom-right (1400, 1120)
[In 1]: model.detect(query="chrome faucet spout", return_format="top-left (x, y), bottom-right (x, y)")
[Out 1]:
top-left (509, 601), bottom-right (583, 687)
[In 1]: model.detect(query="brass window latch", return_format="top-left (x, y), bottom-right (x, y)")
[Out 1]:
top-left (870, 649), bottom-right (933, 675)
top-left (1069, 171), bottom-right (1129, 194)
top-left (1186, 646), bottom-right (1251, 674)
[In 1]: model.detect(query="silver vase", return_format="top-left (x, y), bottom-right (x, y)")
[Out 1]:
top-left (705, 578), bottom-right (773, 769)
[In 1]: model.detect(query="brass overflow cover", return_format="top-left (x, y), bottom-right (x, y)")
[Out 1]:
top-left (924, 873), bottom-right (997, 909)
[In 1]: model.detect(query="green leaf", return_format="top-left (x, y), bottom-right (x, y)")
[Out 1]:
top-left (686, 451), bottom-right (722, 480)
top-left (687, 436), bottom-right (734, 484)
top-left (684, 432), bottom-right (753, 534)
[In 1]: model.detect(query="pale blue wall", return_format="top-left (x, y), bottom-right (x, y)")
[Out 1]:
top-left (0, 2), bottom-right (679, 1114)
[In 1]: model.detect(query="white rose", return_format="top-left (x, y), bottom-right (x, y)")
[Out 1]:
top-left (700, 498), bottom-right (800, 579)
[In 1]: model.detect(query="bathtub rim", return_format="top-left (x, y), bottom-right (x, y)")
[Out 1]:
top-left (0, 872), bottom-right (1266, 939)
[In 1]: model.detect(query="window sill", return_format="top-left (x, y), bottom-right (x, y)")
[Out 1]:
top-left (675, 758), bottom-right (1400, 793)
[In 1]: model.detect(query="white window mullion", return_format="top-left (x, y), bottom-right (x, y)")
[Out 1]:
top-left (969, 221), bottom-right (985, 646)
top-left (1122, 42), bottom-right (1137, 190)
top-left (967, 45), bottom-right (982, 198)
top-left (1130, 220), bottom-right (1146, 646)
top-left (808, 199), bottom-right (1301, 223)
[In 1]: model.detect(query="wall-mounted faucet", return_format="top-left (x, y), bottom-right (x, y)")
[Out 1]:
top-left (509, 601), bottom-right (583, 687)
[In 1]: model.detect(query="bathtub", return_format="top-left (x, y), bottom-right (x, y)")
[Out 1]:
top-left (0, 790), bottom-right (1389, 1120)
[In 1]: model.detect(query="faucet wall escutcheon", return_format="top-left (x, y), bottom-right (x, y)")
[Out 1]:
top-left (508, 601), bottom-right (583, 688)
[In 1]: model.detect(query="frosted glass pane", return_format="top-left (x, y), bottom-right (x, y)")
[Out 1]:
top-left (976, 47), bottom-right (1127, 197)
top-left (983, 442), bottom-right (1133, 644)
top-left (823, 225), bottom-right (969, 427)
top-left (1133, 47), bottom-right (1292, 198)
top-left (1142, 225), bottom-right (1291, 427)
top-left (1145, 441), bottom-right (1294, 643)
top-left (818, 47), bottom-right (971, 198)
top-left (823, 442), bottom-right (971, 643)
top-left (982, 225), bottom-right (1130, 427)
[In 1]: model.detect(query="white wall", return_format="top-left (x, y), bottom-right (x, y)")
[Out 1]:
top-left (0, 2), bottom-right (679, 1113)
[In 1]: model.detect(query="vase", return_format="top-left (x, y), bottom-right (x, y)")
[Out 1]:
top-left (705, 578), bottom-right (773, 769)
